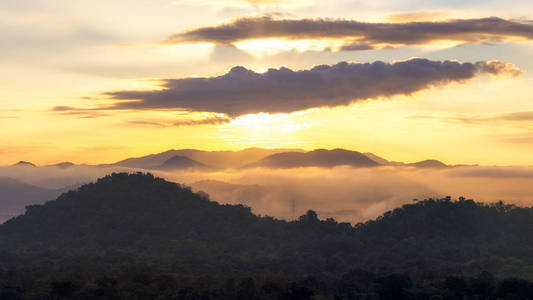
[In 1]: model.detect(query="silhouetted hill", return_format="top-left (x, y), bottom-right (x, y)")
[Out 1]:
top-left (0, 173), bottom-right (288, 273)
top-left (1, 173), bottom-right (532, 281)
top-left (361, 154), bottom-right (448, 168)
top-left (7, 148), bottom-right (455, 172)
top-left (172, 148), bottom-right (306, 169)
top-left (157, 155), bottom-right (206, 170)
top-left (108, 148), bottom-right (304, 169)
top-left (13, 161), bottom-right (36, 167)
top-left (363, 152), bottom-right (389, 165)
top-left (248, 149), bottom-right (379, 168)
top-left (407, 159), bottom-right (448, 168)
top-left (24, 148), bottom-right (454, 170)
top-left (0, 177), bottom-right (63, 218)
top-left (46, 161), bottom-right (75, 169)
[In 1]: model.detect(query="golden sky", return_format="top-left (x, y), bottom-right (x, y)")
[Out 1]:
top-left (2, 0), bottom-right (533, 166)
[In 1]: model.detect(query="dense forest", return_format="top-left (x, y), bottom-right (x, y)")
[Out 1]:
top-left (1, 172), bottom-right (533, 299)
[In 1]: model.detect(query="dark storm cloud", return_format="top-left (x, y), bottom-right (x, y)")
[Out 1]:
top-left (166, 16), bottom-right (533, 46)
top-left (95, 59), bottom-right (519, 117)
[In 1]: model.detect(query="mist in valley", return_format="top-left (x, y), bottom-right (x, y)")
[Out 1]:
top-left (3, 163), bottom-right (533, 223)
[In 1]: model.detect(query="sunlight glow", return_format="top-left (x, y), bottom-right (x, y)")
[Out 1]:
top-left (234, 39), bottom-right (348, 56)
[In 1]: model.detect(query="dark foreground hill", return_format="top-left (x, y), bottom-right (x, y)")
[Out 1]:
top-left (1, 173), bottom-right (533, 299)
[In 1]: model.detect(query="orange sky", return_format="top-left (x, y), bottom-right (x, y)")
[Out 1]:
top-left (2, 0), bottom-right (533, 166)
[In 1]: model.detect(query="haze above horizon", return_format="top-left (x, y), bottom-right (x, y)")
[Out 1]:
top-left (2, 0), bottom-right (533, 166)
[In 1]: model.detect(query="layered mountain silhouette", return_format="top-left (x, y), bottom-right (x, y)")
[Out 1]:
top-left (361, 153), bottom-right (449, 168)
top-left (13, 161), bottom-right (36, 167)
top-left (157, 155), bottom-right (206, 170)
top-left (247, 149), bottom-right (380, 168)
top-left (4, 148), bottom-right (449, 170)
top-left (363, 152), bottom-right (389, 165)
top-left (107, 148), bottom-right (304, 169)
top-left (407, 159), bottom-right (448, 168)
top-left (0, 177), bottom-right (64, 221)
top-left (47, 161), bottom-right (75, 169)
top-left (1, 173), bottom-right (532, 279)
top-left (105, 147), bottom-right (449, 170)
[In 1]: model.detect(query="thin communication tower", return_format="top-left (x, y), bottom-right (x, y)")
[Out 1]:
top-left (291, 199), bottom-right (296, 221)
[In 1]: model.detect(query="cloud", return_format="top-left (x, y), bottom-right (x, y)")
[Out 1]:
top-left (172, 165), bottom-right (533, 222)
top-left (446, 166), bottom-right (533, 178)
top-left (498, 134), bottom-right (533, 144)
top-left (173, 116), bottom-right (232, 126)
top-left (441, 111), bottom-right (533, 124)
top-left (50, 106), bottom-right (110, 119)
top-left (89, 59), bottom-right (520, 117)
top-left (166, 16), bottom-right (533, 47)
top-left (3, 161), bottom-right (533, 223)
top-left (127, 121), bottom-right (167, 128)
top-left (172, 0), bottom-right (306, 10)
top-left (339, 43), bottom-right (376, 51)
top-left (0, 11), bottom-right (119, 63)
top-left (126, 116), bottom-right (231, 127)
top-left (242, 0), bottom-right (283, 4)
top-left (477, 60), bottom-right (522, 77)
top-left (174, 0), bottom-right (290, 6)
top-left (52, 106), bottom-right (81, 112)
top-left (496, 111), bottom-right (533, 121)
top-left (385, 11), bottom-right (452, 23)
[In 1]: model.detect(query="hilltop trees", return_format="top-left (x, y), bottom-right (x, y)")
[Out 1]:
top-left (1, 173), bottom-right (533, 298)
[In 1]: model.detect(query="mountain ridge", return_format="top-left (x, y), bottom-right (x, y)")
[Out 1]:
top-left (13, 161), bottom-right (36, 167)
top-left (106, 147), bottom-right (306, 169)
top-left (247, 148), bottom-right (380, 168)
top-left (0, 177), bottom-right (64, 218)
top-left (158, 155), bottom-right (207, 170)
top-left (4, 148), bottom-right (451, 169)
top-left (1, 173), bottom-right (532, 279)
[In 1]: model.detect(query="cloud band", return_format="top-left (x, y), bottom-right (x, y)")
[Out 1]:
top-left (167, 16), bottom-right (533, 47)
top-left (97, 59), bottom-right (520, 117)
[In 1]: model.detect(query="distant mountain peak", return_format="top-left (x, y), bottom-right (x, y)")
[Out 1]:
top-left (363, 152), bottom-right (389, 165)
top-left (50, 162), bottom-right (75, 168)
top-left (13, 161), bottom-right (36, 167)
top-left (110, 148), bottom-right (305, 169)
top-left (158, 155), bottom-right (206, 170)
top-left (248, 148), bottom-right (379, 169)
top-left (97, 147), bottom-right (453, 170)
top-left (408, 159), bottom-right (448, 168)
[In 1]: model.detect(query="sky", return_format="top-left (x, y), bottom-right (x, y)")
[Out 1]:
top-left (2, 0), bottom-right (533, 166)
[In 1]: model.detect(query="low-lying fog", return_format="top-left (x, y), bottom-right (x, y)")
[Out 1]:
top-left (2, 165), bottom-right (533, 223)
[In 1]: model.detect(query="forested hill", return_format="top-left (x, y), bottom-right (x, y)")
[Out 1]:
top-left (1, 173), bottom-right (533, 298)
top-left (1, 172), bottom-right (532, 281)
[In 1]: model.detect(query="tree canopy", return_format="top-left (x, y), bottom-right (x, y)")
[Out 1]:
top-left (1, 172), bottom-right (533, 299)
